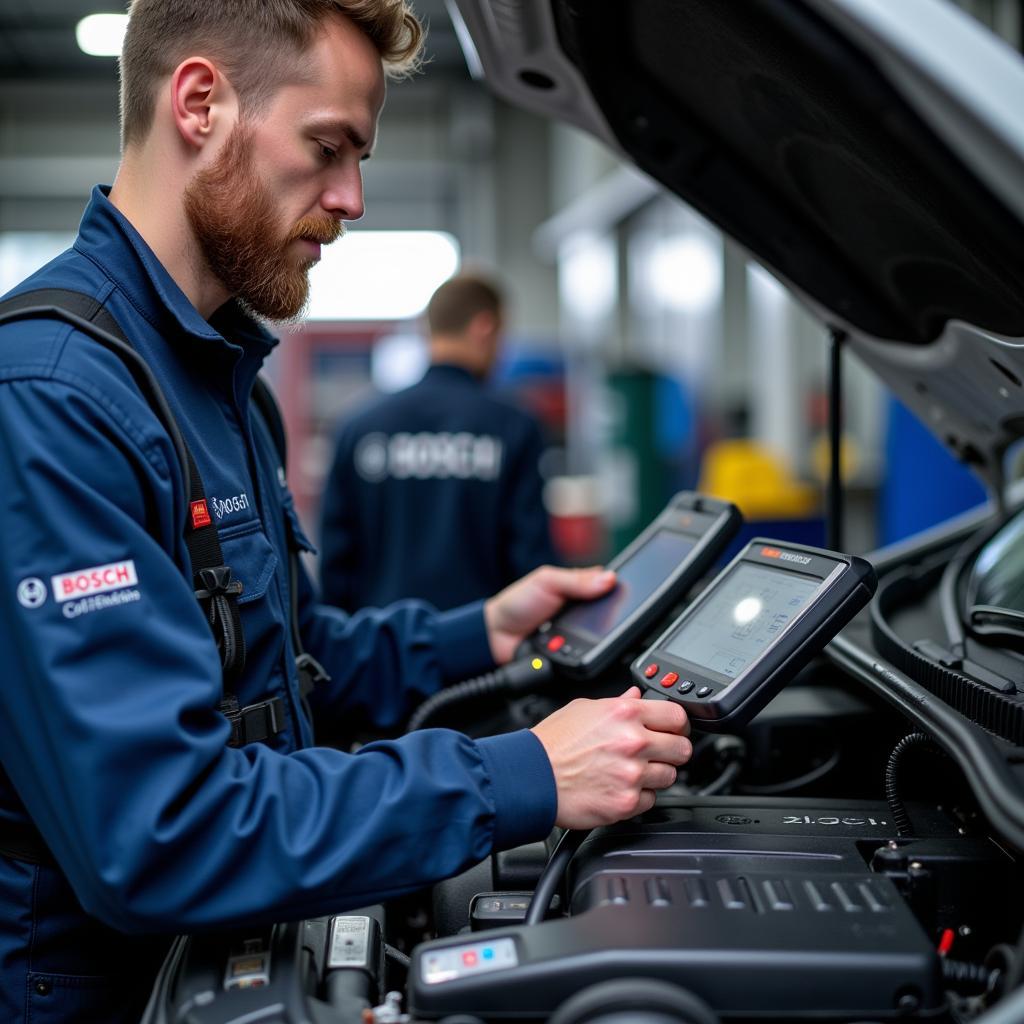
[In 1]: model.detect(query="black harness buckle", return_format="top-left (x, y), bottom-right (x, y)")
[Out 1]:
top-left (194, 565), bottom-right (244, 601)
top-left (219, 696), bottom-right (286, 747)
top-left (295, 652), bottom-right (332, 698)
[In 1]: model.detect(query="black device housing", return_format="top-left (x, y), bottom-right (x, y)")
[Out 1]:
top-left (532, 492), bottom-right (740, 680)
top-left (633, 539), bottom-right (877, 731)
top-left (409, 797), bottom-right (950, 1021)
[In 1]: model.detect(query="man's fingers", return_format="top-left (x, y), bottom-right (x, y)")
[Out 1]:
top-left (641, 762), bottom-right (678, 791)
top-left (637, 696), bottom-right (691, 737)
top-left (541, 564), bottom-right (616, 600)
top-left (636, 789), bottom-right (658, 816)
top-left (642, 732), bottom-right (693, 766)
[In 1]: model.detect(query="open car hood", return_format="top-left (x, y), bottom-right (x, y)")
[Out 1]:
top-left (450, 0), bottom-right (1024, 495)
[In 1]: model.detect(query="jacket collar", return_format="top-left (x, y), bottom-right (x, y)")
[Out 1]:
top-left (74, 185), bottom-right (278, 364)
top-left (425, 363), bottom-right (482, 386)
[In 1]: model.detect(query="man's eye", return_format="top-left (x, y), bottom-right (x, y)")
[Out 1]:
top-left (318, 143), bottom-right (337, 161)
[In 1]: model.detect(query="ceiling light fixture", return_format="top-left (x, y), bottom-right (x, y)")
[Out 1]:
top-left (76, 13), bottom-right (129, 57)
top-left (305, 231), bottom-right (460, 321)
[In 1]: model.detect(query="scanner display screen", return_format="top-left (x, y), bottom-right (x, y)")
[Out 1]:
top-left (663, 563), bottom-right (819, 679)
top-left (557, 530), bottom-right (696, 642)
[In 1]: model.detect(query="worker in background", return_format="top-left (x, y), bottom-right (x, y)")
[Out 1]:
top-left (0, 2), bottom-right (692, 1021)
top-left (320, 272), bottom-right (557, 611)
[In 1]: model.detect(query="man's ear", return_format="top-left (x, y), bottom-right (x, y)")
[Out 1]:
top-left (169, 57), bottom-right (234, 150)
top-left (469, 309), bottom-right (499, 340)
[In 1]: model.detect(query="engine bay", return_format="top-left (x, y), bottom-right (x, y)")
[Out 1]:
top-left (142, 503), bottom-right (1024, 1024)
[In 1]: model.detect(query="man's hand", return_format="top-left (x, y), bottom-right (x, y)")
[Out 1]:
top-left (531, 686), bottom-right (692, 828)
top-left (484, 565), bottom-right (616, 664)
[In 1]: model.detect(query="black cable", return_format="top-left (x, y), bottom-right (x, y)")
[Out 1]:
top-left (831, 634), bottom-right (1024, 852)
top-left (942, 957), bottom-right (997, 995)
top-left (408, 667), bottom-right (507, 732)
top-left (688, 734), bottom-right (717, 763)
top-left (939, 522), bottom-right (1001, 653)
top-left (827, 327), bottom-right (846, 553)
top-left (385, 944), bottom-right (410, 969)
top-left (940, 542), bottom-right (972, 653)
top-left (739, 749), bottom-right (841, 795)
top-left (408, 656), bottom-right (553, 731)
top-left (1002, 920), bottom-right (1024, 993)
top-left (690, 736), bottom-right (745, 797)
top-left (885, 732), bottom-right (943, 837)
top-left (524, 828), bottom-right (589, 927)
top-left (696, 760), bottom-right (742, 796)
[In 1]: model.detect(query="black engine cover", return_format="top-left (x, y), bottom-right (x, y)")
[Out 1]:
top-left (410, 797), bottom-right (949, 1021)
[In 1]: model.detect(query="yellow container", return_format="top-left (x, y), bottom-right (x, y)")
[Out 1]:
top-left (698, 439), bottom-right (820, 519)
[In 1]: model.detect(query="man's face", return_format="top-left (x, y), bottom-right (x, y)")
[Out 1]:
top-left (184, 14), bottom-right (385, 321)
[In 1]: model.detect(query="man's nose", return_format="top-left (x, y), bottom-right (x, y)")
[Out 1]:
top-left (322, 165), bottom-right (365, 222)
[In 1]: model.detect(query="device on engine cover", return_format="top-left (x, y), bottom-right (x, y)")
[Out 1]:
top-left (532, 493), bottom-right (741, 679)
top-left (632, 540), bottom-right (877, 730)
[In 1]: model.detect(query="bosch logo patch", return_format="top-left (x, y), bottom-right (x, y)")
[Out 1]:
top-left (355, 431), bottom-right (504, 483)
top-left (51, 560), bottom-right (138, 603)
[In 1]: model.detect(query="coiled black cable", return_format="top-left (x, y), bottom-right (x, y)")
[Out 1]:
top-left (885, 732), bottom-right (944, 837)
top-left (942, 957), bottom-right (997, 995)
top-left (408, 655), bottom-right (553, 731)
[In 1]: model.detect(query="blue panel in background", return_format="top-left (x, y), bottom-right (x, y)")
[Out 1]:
top-left (880, 397), bottom-right (986, 545)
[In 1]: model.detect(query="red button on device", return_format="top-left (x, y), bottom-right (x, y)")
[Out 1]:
top-left (643, 663), bottom-right (659, 679)
top-left (462, 950), bottom-right (478, 967)
top-left (659, 672), bottom-right (679, 688)
top-left (547, 635), bottom-right (566, 652)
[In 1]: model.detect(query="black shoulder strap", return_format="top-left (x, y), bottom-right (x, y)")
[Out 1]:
top-left (0, 290), bottom-right (293, 866)
top-left (0, 290), bottom-right (266, 717)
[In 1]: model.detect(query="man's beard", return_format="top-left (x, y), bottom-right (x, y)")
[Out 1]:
top-left (183, 123), bottom-right (343, 322)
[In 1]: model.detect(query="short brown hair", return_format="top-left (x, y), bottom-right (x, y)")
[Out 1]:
top-left (119, 0), bottom-right (423, 149)
top-left (427, 273), bottom-right (505, 336)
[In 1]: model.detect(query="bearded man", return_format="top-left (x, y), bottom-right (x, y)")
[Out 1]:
top-left (0, 3), bottom-right (692, 1020)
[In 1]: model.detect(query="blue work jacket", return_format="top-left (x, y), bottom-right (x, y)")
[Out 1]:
top-left (0, 187), bottom-right (556, 1023)
top-left (320, 364), bottom-right (557, 611)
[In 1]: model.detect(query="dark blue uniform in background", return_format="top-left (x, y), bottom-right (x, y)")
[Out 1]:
top-left (0, 187), bottom-right (556, 1023)
top-left (320, 364), bottom-right (557, 611)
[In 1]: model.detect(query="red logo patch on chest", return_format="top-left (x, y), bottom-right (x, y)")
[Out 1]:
top-left (190, 499), bottom-right (212, 529)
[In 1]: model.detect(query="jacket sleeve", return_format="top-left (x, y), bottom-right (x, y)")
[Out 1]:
top-left (297, 562), bottom-right (498, 730)
top-left (318, 426), bottom-right (359, 611)
top-left (0, 353), bottom-right (556, 936)
top-left (501, 415), bottom-right (559, 581)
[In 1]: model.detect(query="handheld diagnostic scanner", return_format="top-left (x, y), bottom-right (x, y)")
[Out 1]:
top-left (532, 493), bottom-right (741, 680)
top-left (632, 539), bottom-right (876, 730)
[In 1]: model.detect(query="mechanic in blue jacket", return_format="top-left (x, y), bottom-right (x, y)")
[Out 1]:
top-left (320, 272), bottom-right (558, 611)
top-left (0, 2), bottom-right (693, 1021)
